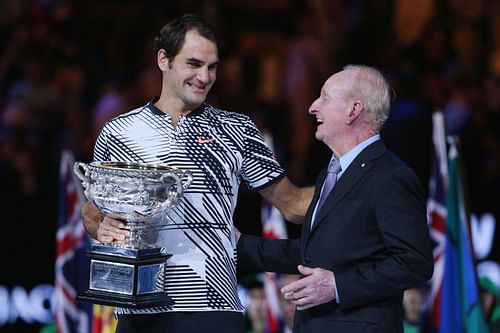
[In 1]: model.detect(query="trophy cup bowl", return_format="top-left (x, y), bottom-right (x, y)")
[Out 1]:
top-left (73, 161), bottom-right (192, 308)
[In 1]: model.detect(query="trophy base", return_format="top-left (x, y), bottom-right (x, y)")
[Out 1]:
top-left (78, 245), bottom-right (173, 309)
top-left (78, 290), bottom-right (172, 309)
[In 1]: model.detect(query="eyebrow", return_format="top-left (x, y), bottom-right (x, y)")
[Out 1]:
top-left (186, 57), bottom-right (219, 67)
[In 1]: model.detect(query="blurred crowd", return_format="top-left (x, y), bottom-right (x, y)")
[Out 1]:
top-left (1, 0), bottom-right (500, 331)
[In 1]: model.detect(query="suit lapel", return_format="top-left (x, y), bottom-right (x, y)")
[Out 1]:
top-left (309, 141), bottom-right (387, 233)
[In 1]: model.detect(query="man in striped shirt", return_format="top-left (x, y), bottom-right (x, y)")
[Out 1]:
top-left (81, 14), bottom-right (313, 333)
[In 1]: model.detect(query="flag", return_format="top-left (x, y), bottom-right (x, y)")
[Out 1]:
top-left (261, 201), bottom-right (287, 333)
top-left (438, 137), bottom-right (489, 333)
top-left (425, 112), bottom-right (490, 332)
top-left (261, 131), bottom-right (287, 333)
top-left (91, 305), bottom-right (117, 333)
top-left (426, 112), bottom-right (448, 330)
top-left (55, 151), bottom-right (118, 333)
top-left (55, 150), bottom-right (92, 333)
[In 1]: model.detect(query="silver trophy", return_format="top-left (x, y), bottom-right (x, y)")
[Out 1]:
top-left (73, 161), bottom-right (192, 308)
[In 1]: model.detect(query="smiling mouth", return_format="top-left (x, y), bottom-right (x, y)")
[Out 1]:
top-left (190, 82), bottom-right (204, 88)
top-left (187, 82), bottom-right (207, 93)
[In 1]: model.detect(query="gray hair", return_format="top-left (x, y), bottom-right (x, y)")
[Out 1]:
top-left (344, 65), bottom-right (391, 131)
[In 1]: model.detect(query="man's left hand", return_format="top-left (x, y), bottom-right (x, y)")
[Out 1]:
top-left (281, 265), bottom-right (336, 310)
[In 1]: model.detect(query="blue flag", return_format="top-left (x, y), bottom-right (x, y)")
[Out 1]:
top-left (438, 137), bottom-right (489, 333)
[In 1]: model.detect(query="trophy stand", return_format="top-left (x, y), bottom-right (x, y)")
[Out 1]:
top-left (78, 220), bottom-right (172, 308)
top-left (74, 161), bottom-right (192, 309)
top-left (78, 245), bottom-right (172, 308)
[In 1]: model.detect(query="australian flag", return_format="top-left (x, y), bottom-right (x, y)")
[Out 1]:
top-left (425, 113), bottom-right (489, 332)
top-left (55, 150), bottom-right (92, 333)
top-left (426, 112), bottom-right (448, 330)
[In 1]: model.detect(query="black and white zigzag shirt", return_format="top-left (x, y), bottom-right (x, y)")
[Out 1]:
top-left (93, 100), bottom-right (285, 314)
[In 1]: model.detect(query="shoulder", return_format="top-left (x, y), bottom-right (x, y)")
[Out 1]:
top-left (202, 103), bottom-right (253, 126)
top-left (370, 148), bottom-right (417, 178)
top-left (100, 103), bottom-right (152, 130)
top-left (362, 142), bottom-right (421, 183)
top-left (378, 150), bottom-right (424, 193)
top-left (363, 140), bottom-right (409, 170)
top-left (382, 150), bottom-right (409, 169)
top-left (110, 103), bottom-right (150, 123)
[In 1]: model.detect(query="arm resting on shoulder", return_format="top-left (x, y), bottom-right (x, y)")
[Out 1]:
top-left (259, 176), bottom-right (314, 224)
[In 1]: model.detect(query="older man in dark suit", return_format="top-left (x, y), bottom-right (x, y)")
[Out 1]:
top-left (237, 65), bottom-right (433, 333)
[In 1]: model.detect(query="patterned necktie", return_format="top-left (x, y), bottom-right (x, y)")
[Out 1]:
top-left (314, 159), bottom-right (341, 223)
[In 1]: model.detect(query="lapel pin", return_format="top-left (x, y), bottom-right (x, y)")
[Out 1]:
top-left (361, 163), bottom-right (366, 168)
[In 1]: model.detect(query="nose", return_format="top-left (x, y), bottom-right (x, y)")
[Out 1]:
top-left (308, 99), bottom-right (319, 114)
top-left (197, 67), bottom-right (210, 83)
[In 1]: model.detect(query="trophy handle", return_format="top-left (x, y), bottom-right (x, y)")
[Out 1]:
top-left (158, 169), bottom-right (192, 209)
top-left (160, 173), bottom-right (181, 208)
top-left (74, 162), bottom-right (89, 182)
top-left (180, 170), bottom-right (193, 190)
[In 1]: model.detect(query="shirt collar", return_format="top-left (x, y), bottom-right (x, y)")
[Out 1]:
top-left (333, 134), bottom-right (380, 178)
top-left (147, 97), bottom-right (205, 117)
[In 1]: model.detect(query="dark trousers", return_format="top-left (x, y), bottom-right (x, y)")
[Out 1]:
top-left (115, 311), bottom-right (245, 333)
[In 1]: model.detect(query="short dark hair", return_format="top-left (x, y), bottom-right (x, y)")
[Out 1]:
top-left (154, 14), bottom-right (218, 62)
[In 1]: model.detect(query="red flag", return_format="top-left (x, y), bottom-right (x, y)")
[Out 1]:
top-left (91, 305), bottom-right (117, 333)
top-left (426, 112), bottom-right (448, 330)
top-left (261, 201), bottom-right (287, 332)
top-left (55, 150), bottom-right (92, 333)
top-left (261, 131), bottom-right (287, 333)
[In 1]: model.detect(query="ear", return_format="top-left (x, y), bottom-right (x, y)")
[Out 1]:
top-left (346, 100), bottom-right (363, 125)
top-left (157, 49), bottom-right (169, 71)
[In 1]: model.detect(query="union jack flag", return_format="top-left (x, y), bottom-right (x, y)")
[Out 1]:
top-left (261, 201), bottom-right (287, 333)
top-left (261, 132), bottom-right (287, 333)
top-left (55, 150), bottom-right (92, 333)
top-left (426, 112), bottom-right (448, 330)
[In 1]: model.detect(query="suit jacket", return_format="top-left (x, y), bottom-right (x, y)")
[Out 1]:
top-left (238, 140), bottom-right (433, 333)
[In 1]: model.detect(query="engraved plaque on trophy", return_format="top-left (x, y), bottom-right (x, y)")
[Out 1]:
top-left (73, 161), bottom-right (192, 308)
